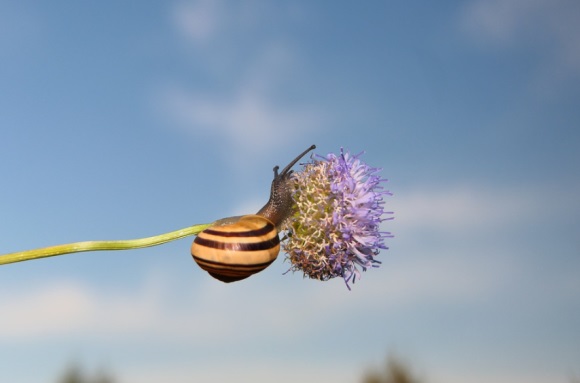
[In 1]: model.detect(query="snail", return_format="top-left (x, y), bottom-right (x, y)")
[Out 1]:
top-left (191, 144), bottom-right (316, 283)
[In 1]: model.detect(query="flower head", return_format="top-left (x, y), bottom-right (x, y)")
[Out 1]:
top-left (282, 148), bottom-right (393, 289)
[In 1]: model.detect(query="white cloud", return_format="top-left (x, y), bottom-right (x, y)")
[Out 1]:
top-left (0, 272), bottom-right (323, 343)
top-left (172, 0), bottom-right (282, 46)
top-left (0, 278), bottom-right (164, 340)
top-left (164, 2), bottom-right (326, 168)
top-left (160, 84), bottom-right (325, 165)
top-left (0, 282), bottom-right (93, 338)
top-left (172, 0), bottom-right (224, 44)
top-left (0, 249), bottom-right (500, 345)
top-left (391, 182), bottom-right (580, 236)
top-left (460, 0), bottom-right (542, 45)
top-left (375, 182), bottom-right (580, 306)
top-left (460, 0), bottom-right (580, 79)
top-left (373, 251), bottom-right (511, 305)
top-left (392, 185), bottom-right (529, 235)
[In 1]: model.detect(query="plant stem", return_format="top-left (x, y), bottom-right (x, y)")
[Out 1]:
top-left (0, 223), bottom-right (212, 266)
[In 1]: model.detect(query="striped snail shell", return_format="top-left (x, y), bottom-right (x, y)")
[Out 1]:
top-left (191, 145), bottom-right (316, 283)
top-left (191, 215), bottom-right (279, 283)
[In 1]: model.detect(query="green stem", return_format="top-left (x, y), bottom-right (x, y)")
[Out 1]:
top-left (0, 223), bottom-right (213, 266)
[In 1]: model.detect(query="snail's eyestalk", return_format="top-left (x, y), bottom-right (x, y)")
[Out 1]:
top-left (278, 144), bottom-right (316, 177)
top-left (191, 145), bottom-right (317, 283)
top-left (257, 145), bottom-right (316, 228)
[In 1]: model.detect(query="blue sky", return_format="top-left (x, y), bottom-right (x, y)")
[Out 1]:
top-left (1, 1), bottom-right (579, 382)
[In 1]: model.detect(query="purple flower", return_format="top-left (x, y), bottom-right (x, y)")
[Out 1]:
top-left (282, 148), bottom-right (393, 289)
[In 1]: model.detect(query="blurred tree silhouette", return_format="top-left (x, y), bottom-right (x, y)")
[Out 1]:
top-left (56, 363), bottom-right (115, 383)
top-left (58, 364), bottom-right (83, 383)
top-left (362, 355), bottom-right (421, 383)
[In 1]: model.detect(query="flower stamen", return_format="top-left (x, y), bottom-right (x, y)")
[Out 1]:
top-left (282, 148), bottom-right (393, 289)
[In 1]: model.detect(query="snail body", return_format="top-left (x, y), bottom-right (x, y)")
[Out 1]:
top-left (191, 145), bottom-right (316, 283)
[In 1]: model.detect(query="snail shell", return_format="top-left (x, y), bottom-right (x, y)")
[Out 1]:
top-left (191, 215), bottom-right (280, 283)
top-left (191, 145), bottom-right (315, 283)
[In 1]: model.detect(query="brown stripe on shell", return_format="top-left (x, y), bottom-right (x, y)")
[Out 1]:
top-left (193, 235), bottom-right (279, 251)
top-left (192, 255), bottom-right (276, 283)
top-left (201, 221), bottom-right (275, 238)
